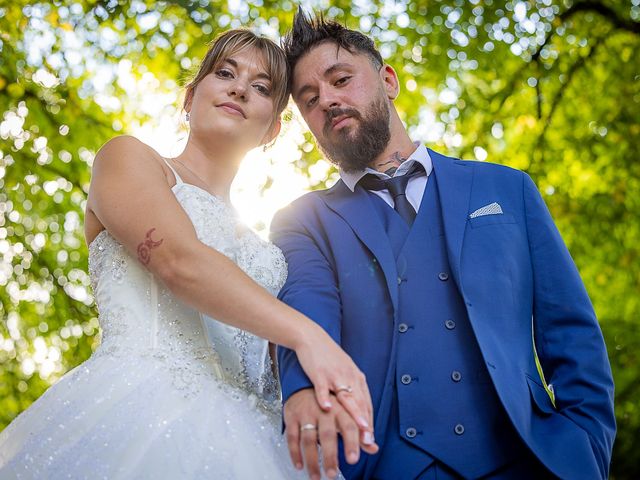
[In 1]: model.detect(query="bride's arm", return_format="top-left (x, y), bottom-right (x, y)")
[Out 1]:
top-left (87, 136), bottom-right (373, 433)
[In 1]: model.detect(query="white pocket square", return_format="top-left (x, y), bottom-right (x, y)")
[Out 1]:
top-left (469, 202), bottom-right (503, 219)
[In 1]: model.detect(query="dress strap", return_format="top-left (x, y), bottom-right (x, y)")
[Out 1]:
top-left (161, 157), bottom-right (184, 185)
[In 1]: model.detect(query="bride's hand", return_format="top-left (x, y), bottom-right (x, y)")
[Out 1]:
top-left (293, 324), bottom-right (374, 435)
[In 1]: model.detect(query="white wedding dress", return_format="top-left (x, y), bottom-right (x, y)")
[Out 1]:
top-left (0, 165), bottom-right (306, 479)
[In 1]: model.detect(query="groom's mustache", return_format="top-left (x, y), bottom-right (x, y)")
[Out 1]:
top-left (323, 107), bottom-right (362, 137)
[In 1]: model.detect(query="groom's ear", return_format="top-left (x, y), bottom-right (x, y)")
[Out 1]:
top-left (380, 64), bottom-right (400, 100)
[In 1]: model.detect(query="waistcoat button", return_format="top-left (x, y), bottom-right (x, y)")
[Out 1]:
top-left (445, 319), bottom-right (456, 330)
top-left (406, 427), bottom-right (417, 438)
top-left (438, 272), bottom-right (449, 281)
top-left (401, 374), bottom-right (412, 385)
top-left (398, 323), bottom-right (408, 333)
top-left (454, 424), bottom-right (465, 435)
top-left (451, 371), bottom-right (462, 382)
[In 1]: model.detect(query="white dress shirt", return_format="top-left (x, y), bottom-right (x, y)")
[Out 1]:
top-left (339, 143), bottom-right (433, 212)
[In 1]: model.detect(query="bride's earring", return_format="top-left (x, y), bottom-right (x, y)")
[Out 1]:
top-left (262, 138), bottom-right (277, 152)
top-left (185, 112), bottom-right (190, 122)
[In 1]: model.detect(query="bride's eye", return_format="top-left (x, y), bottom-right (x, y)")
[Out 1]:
top-left (215, 69), bottom-right (234, 79)
top-left (253, 83), bottom-right (272, 96)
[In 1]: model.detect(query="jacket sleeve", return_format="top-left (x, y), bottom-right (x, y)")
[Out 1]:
top-left (270, 202), bottom-right (343, 404)
top-left (523, 173), bottom-right (616, 478)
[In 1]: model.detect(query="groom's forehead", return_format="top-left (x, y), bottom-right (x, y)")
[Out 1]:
top-left (296, 42), bottom-right (360, 72)
top-left (292, 44), bottom-right (367, 93)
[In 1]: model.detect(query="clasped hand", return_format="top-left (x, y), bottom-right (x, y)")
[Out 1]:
top-left (284, 388), bottom-right (379, 480)
top-left (289, 322), bottom-right (378, 478)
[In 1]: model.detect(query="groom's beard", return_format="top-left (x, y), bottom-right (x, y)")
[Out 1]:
top-left (316, 95), bottom-right (391, 173)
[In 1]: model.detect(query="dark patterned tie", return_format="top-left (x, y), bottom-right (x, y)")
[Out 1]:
top-left (358, 163), bottom-right (425, 225)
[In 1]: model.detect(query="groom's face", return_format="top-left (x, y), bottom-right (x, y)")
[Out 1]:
top-left (291, 42), bottom-right (393, 172)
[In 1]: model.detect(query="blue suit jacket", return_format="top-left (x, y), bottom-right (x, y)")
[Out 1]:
top-left (271, 150), bottom-right (615, 479)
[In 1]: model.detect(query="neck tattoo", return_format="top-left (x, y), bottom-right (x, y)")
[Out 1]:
top-left (376, 151), bottom-right (408, 176)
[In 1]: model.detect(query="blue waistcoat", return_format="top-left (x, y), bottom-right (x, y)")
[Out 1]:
top-left (369, 173), bottom-right (522, 479)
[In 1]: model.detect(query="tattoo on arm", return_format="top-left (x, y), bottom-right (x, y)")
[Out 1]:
top-left (375, 151), bottom-right (408, 176)
top-left (137, 228), bottom-right (164, 265)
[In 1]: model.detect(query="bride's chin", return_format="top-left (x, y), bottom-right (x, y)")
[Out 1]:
top-left (194, 125), bottom-right (239, 142)
top-left (193, 130), bottom-right (260, 156)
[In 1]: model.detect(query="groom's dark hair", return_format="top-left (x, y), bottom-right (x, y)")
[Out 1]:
top-left (282, 9), bottom-right (383, 89)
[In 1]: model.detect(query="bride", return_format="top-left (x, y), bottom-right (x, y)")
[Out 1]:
top-left (0, 29), bottom-right (375, 479)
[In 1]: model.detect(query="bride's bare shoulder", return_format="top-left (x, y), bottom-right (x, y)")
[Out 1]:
top-left (95, 135), bottom-right (161, 164)
top-left (91, 136), bottom-right (172, 183)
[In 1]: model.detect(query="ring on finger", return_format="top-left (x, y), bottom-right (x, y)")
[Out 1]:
top-left (335, 385), bottom-right (353, 394)
top-left (300, 423), bottom-right (317, 432)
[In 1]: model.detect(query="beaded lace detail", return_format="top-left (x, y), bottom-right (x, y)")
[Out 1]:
top-left (171, 183), bottom-right (287, 295)
top-left (86, 183), bottom-right (287, 403)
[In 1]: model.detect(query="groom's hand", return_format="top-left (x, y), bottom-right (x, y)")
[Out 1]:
top-left (284, 388), bottom-right (379, 480)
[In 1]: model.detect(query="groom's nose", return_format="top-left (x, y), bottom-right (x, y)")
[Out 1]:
top-left (319, 85), bottom-right (341, 111)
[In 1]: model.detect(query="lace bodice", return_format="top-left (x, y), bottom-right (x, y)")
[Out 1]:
top-left (88, 183), bottom-right (287, 403)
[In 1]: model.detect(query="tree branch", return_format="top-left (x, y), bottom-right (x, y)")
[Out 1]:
top-left (532, 0), bottom-right (638, 63)
top-left (560, 1), bottom-right (640, 35)
top-left (538, 35), bottom-right (606, 143)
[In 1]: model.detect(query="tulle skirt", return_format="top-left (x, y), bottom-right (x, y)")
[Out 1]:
top-left (0, 350), bottom-right (305, 479)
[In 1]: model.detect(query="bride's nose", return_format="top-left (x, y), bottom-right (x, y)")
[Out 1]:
top-left (228, 80), bottom-right (247, 101)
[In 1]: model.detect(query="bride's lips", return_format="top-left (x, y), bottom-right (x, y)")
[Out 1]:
top-left (217, 102), bottom-right (246, 118)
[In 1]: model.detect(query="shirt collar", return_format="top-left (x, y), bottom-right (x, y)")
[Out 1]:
top-left (340, 143), bottom-right (433, 192)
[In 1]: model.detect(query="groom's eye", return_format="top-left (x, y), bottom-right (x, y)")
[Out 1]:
top-left (306, 96), bottom-right (318, 108)
top-left (335, 76), bottom-right (351, 86)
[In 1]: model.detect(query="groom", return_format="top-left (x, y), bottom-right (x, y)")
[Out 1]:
top-left (271, 11), bottom-right (615, 480)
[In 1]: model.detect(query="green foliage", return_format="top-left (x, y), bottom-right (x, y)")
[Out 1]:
top-left (1, 0), bottom-right (638, 477)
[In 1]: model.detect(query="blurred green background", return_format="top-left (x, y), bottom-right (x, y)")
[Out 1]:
top-left (1, 0), bottom-right (638, 477)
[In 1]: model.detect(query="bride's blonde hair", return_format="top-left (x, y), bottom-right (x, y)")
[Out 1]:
top-left (184, 29), bottom-right (289, 124)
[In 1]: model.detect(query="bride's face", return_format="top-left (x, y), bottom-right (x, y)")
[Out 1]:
top-left (187, 48), bottom-right (279, 150)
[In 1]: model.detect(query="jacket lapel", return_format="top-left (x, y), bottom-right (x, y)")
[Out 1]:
top-left (324, 181), bottom-right (399, 311)
top-left (430, 150), bottom-right (474, 288)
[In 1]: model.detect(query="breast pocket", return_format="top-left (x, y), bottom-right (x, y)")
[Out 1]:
top-left (469, 213), bottom-right (516, 228)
